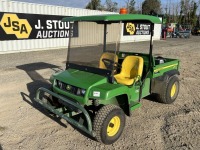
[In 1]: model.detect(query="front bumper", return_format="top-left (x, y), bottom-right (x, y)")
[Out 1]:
top-left (34, 87), bottom-right (95, 137)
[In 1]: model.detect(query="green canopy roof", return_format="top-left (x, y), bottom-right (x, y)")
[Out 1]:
top-left (62, 14), bottom-right (161, 24)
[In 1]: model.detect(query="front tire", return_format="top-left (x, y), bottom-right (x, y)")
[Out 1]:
top-left (93, 105), bottom-right (125, 145)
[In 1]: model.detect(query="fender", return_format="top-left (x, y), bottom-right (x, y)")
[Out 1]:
top-left (151, 69), bottom-right (180, 93)
top-left (116, 94), bottom-right (130, 116)
top-left (163, 69), bottom-right (180, 77)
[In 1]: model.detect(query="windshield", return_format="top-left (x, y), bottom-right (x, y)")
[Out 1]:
top-left (67, 21), bottom-right (154, 75)
top-left (119, 22), bottom-right (152, 54)
top-left (67, 21), bottom-right (121, 73)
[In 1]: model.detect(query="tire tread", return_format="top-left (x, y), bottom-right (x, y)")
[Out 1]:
top-left (93, 105), bottom-right (121, 143)
top-left (156, 75), bottom-right (179, 104)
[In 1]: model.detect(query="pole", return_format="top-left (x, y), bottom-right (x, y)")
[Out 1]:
top-left (103, 24), bottom-right (107, 52)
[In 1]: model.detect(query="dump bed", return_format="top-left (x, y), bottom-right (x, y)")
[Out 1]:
top-left (153, 57), bottom-right (179, 78)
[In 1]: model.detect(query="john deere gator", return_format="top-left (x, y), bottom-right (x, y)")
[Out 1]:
top-left (34, 14), bottom-right (180, 144)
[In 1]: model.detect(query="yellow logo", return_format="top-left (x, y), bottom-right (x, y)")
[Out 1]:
top-left (66, 85), bottom-right (72, 91)
top-left (126, 23), bottom-right (135, 35)
top-left (0, 13), bottom-right (32, 39)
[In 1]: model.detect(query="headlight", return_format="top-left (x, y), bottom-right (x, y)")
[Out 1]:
top-left (56, 80), bottom-right (86, 97)
top-left (81, 89), bottom-right (86, 95)
top-left (76, 88), bottom-right (81, 95)
top-left (76, 88), bottom-right (86, 96)
top-left (57, 80), bottom-right (63, 88)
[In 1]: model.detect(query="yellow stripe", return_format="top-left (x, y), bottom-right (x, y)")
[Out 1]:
top-left (154, 64), bottom-right (178, 72)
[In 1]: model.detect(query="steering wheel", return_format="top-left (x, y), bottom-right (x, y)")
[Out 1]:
top-left (102, 58), bottom-right (121, 70)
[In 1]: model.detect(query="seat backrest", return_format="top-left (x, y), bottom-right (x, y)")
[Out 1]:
top-left (99, 52), bottom-right (118, 69)
top-left (121, 56), bottom-right (144, 81)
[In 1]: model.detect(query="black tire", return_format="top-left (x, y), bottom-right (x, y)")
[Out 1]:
top-left (93, 105), bottom-right (125, 145)
top-left (156, 76), bottom-right (179, 104)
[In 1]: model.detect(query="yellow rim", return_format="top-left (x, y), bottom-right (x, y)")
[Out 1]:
top-left (171, 83), bottom-right (177, 98)
top-left (107, 116), bottom-right (120, 137)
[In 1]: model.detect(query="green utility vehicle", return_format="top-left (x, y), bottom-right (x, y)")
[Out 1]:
top-left (34, 14), bottom-right (180, 145)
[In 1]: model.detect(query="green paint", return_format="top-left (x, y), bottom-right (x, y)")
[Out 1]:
top-left (130, 103), bottom-right (142, 111)
top-left (62, 14), bottom-right (161, 24)
top-left (153, 59), bottom-right (179, 78)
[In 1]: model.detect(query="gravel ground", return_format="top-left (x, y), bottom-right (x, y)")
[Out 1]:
top-left (0, 36), bottom-right (200, 150)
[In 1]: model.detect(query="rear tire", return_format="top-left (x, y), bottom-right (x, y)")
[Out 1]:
top-left (156, 76), bottom-right (179, 104)
top-left (93, 105), bottom-right (125, 145)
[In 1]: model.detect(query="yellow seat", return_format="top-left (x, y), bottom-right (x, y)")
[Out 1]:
top-left (114, 56), bottom-right (144, 86)
top-left (99, 52), bottom-right (118, 70)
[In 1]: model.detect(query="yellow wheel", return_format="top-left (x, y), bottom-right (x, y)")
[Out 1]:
top-left (170, 83), bottom-right (177, 98)
top-left (155, 76), bottom-right (179, 104)
top-left (93, 105), bottom-right (125, 145)
top-left (107, 116), bottom-right (121, 137)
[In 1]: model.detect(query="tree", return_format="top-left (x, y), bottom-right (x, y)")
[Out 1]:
top-left (190, 2), bottom-right (198, 27)
top-left (196, 17), bottom-right (200, 27)
top-left (174, 2), bottom-right (180, 23)
top-left (105, 0), bottom-right (118, 12)
top-left (178, 0), bottom-right (185, 24)
top-left (142, 0), bottom-right (161, 15)
top-left (128, 0), bottom-right (136, 14)
top-left (86, 0), bottom-right (102, 10)
top-left (124, 0), bottom-right (136, 14)
top-left (182, 0), bottom-right (191, 24)
top-left (178, 0), bottom-right (199, 27)
top-left (165, 1), bottom-right (179, 23)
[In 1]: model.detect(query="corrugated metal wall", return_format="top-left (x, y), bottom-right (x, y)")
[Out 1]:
top-left (0, 0), bottom-right (161, 53)
top-left (71, 22), bottom-right (121, 47)
top-left (0, 0), bottom-right (116, 53)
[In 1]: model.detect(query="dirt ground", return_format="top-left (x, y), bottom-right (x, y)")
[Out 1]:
top-left (0, 36), bottom-right (200, 150)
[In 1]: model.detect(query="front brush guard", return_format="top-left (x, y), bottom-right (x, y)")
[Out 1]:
top-left (34, 87), bottom-right (95, 137)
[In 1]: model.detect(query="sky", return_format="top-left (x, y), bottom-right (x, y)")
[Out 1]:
top-left (10, 0), bottom-right (200, 14)
top-left (13, 0), bottom-right (90, 8)
top-left (12, 0), bottom-right (171, 9)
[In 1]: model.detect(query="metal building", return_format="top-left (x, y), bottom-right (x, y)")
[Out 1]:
top-left (0, 0), bottom-right (161, 53)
